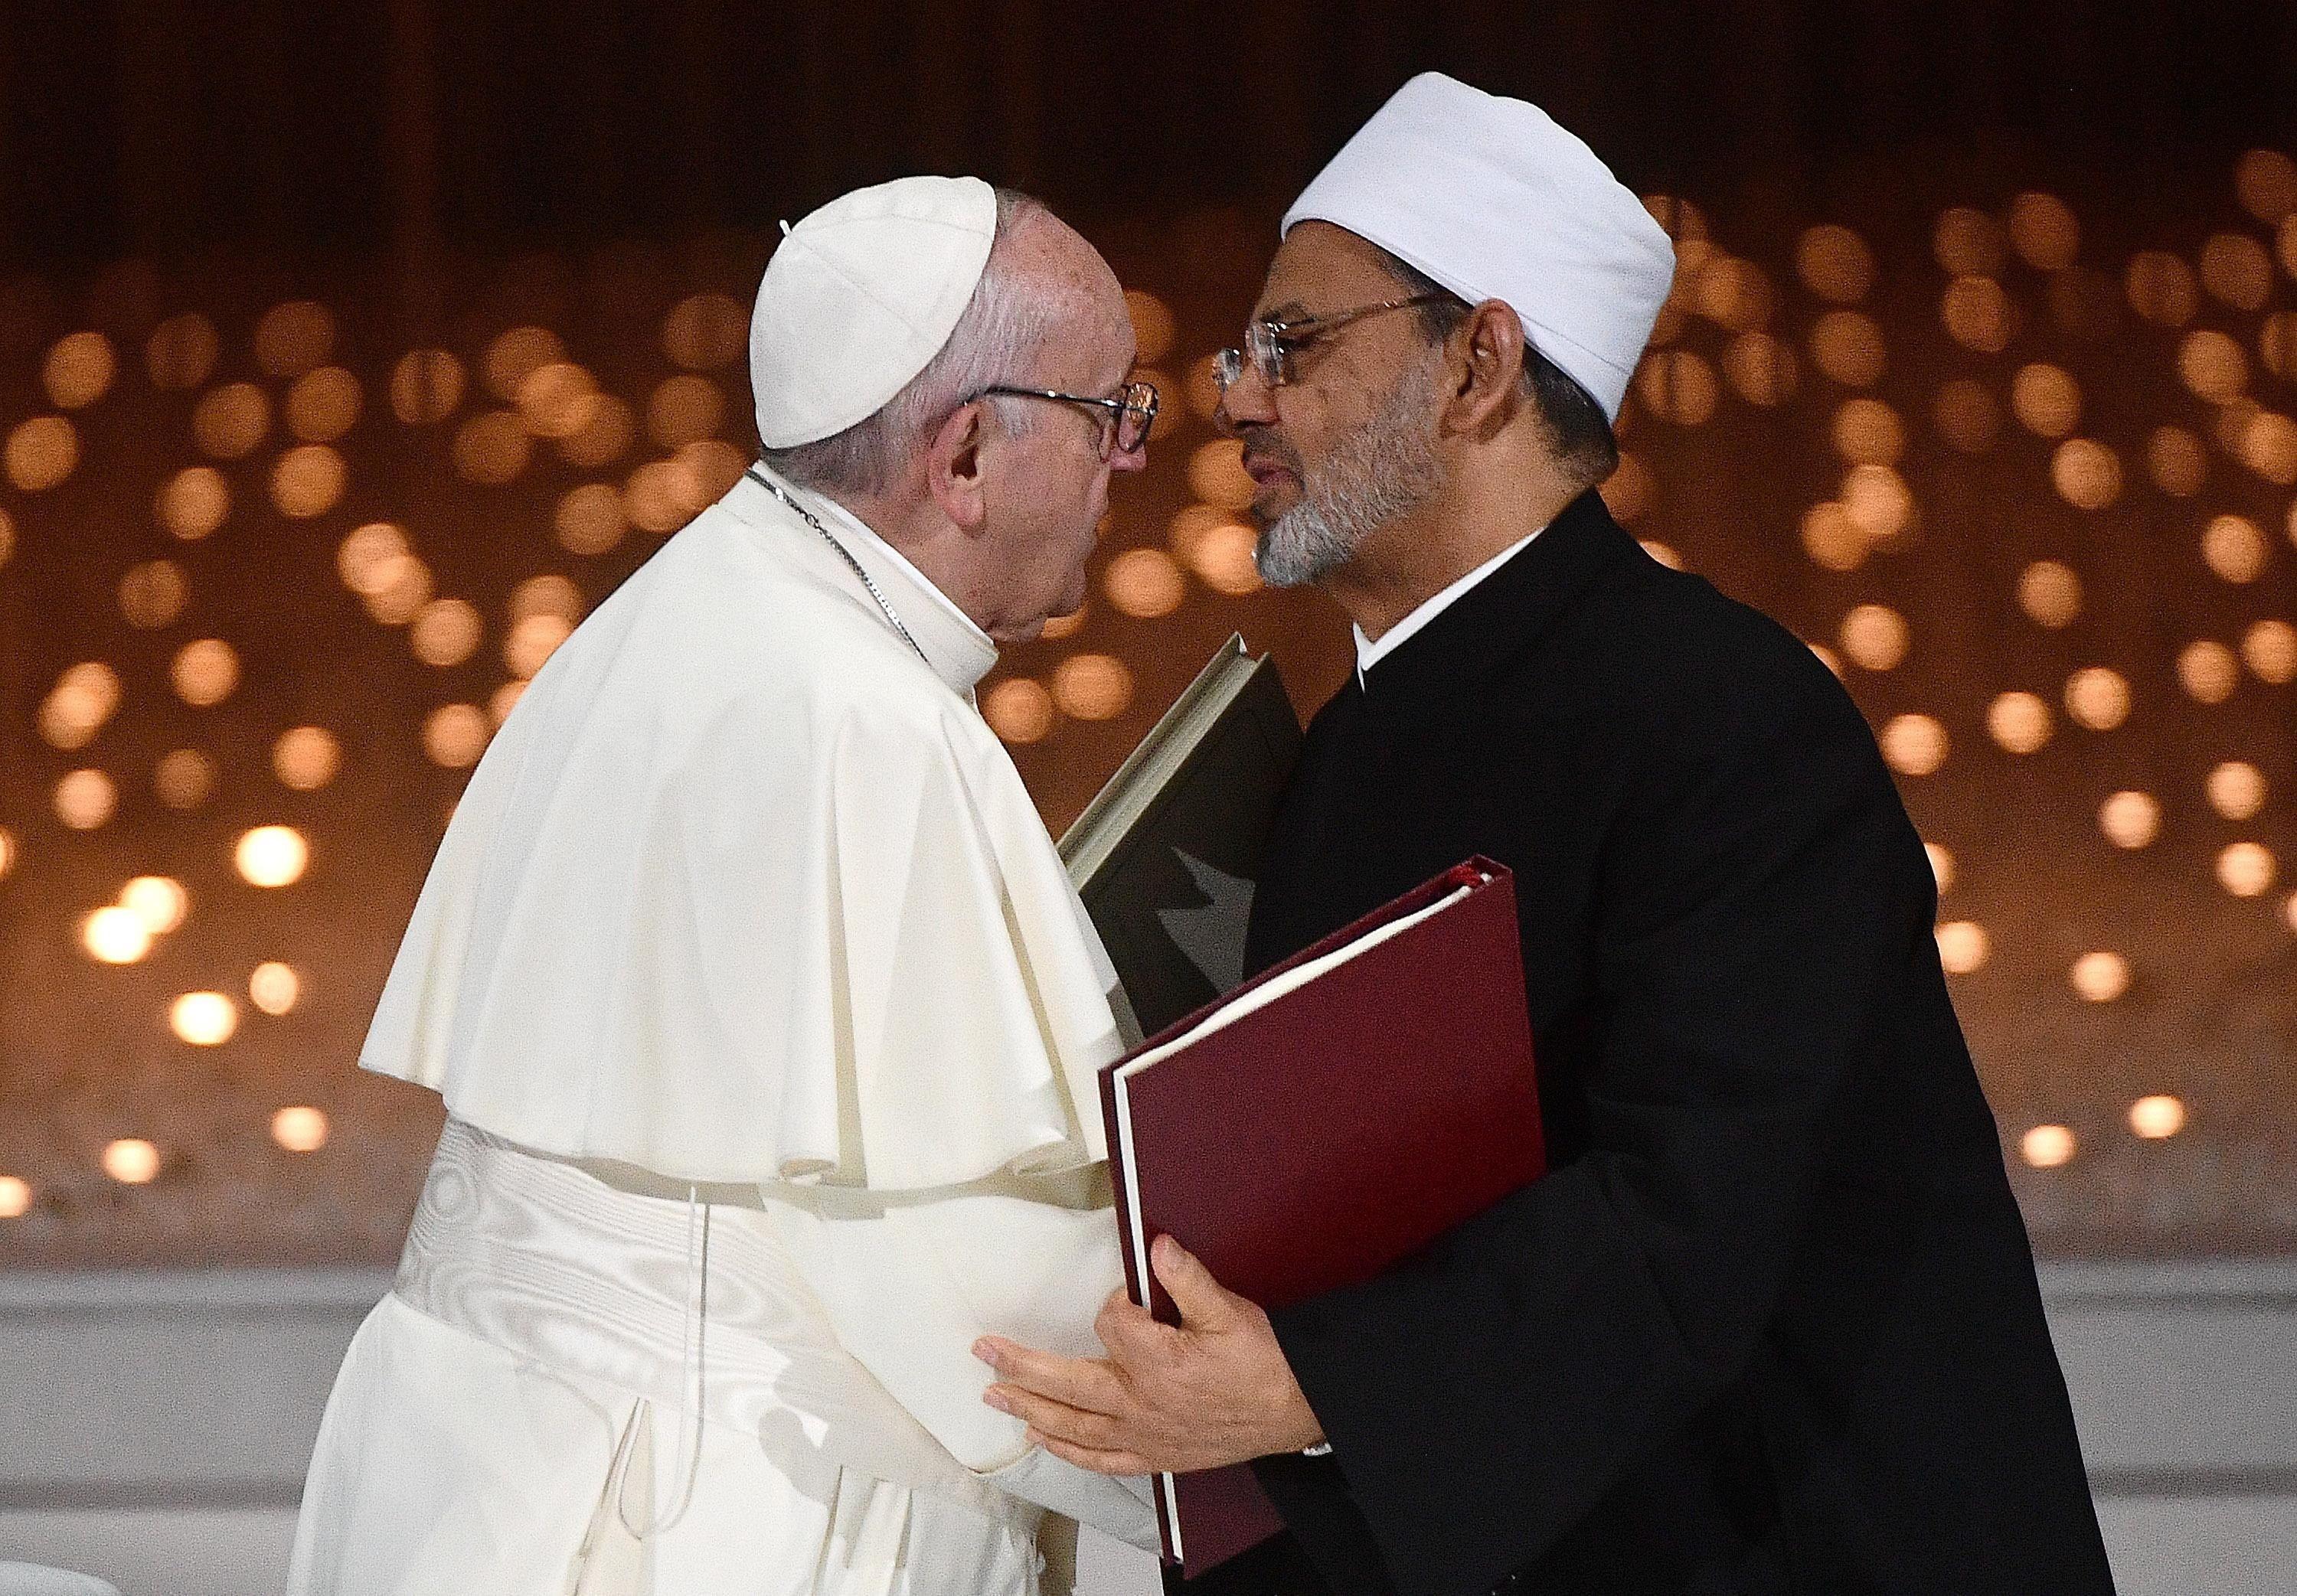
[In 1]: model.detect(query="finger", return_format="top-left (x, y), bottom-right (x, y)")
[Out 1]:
top-left (986, 1383), bottom-right (1126, 1449)
top-left (974, 1340), bottom-right (1129, 1414)
top-left (1152, 1234), bottom-right (1243, 1329)
top-left (1032, 1429), bottom-right (1152, 1478)
top-left (1094, 1289), bottom-right (1158, 1352)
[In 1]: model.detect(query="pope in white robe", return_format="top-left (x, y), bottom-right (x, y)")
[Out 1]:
top-left (289, 175), bottom-right (1162, 1595)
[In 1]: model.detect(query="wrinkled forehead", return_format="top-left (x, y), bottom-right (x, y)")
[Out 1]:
top-left (1255, 220), bottom-right (1413, 319)
top-left (976, 294), bottom-right (1116, 408)
top-left (1037, 288), bottom-right (1137, 390)
top-left (1011, 222), bottom-right (1138, 384)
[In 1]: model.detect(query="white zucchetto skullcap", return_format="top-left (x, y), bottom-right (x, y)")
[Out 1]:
top-left (750, 175), bottom-right (998, 448)
top-left (1282, 73), bottom-right (1675, 422)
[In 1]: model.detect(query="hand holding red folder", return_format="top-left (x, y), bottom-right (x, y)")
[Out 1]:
top-left (982, 860), bottom-right (1544, 1577)
top-left (979, 1229), bottom-right (1325, 1474)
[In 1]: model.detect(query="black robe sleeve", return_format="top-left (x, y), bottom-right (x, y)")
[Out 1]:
top-left (1264, 650), bottom-right (1936, 1596)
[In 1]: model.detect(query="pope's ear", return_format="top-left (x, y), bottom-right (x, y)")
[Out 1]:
top-left (1447, 299), bottom-right (1528, 436)
top-left (926, 400), bottom-right (991, 533)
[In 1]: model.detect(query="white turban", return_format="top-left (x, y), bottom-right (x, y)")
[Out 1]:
top-left (750, 175), bottom-right (998, 449)
top-left (1282, 72), bottom-right (1675, 423)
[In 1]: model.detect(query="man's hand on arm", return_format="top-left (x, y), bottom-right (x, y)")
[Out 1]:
top-left (973, 1233), bottom-right (1325, 1475)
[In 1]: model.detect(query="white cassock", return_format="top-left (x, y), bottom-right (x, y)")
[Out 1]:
top-left (289, 464), bottom-right (1158, 1595)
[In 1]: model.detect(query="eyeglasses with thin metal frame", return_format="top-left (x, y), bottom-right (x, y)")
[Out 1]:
top-left (1214, 293), bottom-right (1448, 392)
top-left (969, 380), bottom-right (1160, 459)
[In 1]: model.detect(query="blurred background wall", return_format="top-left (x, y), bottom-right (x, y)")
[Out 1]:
top-left (0, 3), bottom-right (2293, 1591)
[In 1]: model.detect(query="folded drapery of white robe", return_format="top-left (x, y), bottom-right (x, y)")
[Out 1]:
top-left (292, 470), bottom-right (1159, 1593)
top-left (289, 1121), bottom-right (1155, 1595)
top-left (358, 468), bottom-right (1125, 1193)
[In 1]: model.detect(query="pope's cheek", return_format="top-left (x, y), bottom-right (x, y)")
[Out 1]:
top-left (1079, 488), bottom-right (1106, 566)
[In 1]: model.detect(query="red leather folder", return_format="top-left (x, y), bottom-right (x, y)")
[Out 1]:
top-left (1098, 858), bottom-right (1546, 1576)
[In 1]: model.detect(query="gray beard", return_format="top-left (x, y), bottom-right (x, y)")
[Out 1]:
top-left (1254, 364), bottom-right (1445, 589)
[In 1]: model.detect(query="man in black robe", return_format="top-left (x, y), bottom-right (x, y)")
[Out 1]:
top-left (978, 73), bottom-right (2116, 1596)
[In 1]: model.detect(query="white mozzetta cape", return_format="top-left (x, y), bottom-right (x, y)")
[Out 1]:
top-left (363, 468), bottom-right (1125, 1190)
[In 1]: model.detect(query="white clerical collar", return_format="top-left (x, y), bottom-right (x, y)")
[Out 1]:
top-left (740, 464), bottom-right (998, 697)
top-left (1353, 525), bottom-right (1547, 685)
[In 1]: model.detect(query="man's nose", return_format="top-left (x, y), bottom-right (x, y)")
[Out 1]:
top-left (1214, 367), bottom-right (1277, 436)
top-left (1108, 439), bottom-right (1149, 475)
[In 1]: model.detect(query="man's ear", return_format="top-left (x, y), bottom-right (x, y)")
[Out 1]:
top-left (927, 400), bottom-right (991, 534)
top-left (1445, 300), bottom-right (1528, 439)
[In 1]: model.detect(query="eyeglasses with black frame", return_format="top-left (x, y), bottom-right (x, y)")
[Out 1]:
top-left (970, 380), bottom-right (1160, 459)
top-left (1214, 293), bottom-right (1448, 393)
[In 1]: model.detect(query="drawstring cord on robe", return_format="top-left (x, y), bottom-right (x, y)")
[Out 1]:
top-left (601, 1183), bottom-right (711, 1541)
